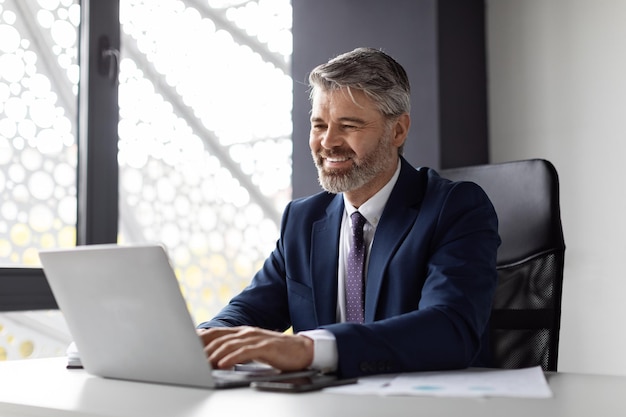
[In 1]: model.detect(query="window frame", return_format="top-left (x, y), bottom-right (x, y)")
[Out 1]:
top-left (0, 0), bottom-right (120, 311)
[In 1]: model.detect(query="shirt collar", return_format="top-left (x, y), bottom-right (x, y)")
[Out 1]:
top-left (343, 159), bottom-right (402, 227)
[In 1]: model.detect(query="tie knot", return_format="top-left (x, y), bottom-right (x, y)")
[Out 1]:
top-left (350, 211), bottom-right (367, 233)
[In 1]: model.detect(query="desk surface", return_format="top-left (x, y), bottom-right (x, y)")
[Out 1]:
top-left (0, 358), bottom-right (625, 417)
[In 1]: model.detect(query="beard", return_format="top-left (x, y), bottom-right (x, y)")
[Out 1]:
top-left (312, 129), bottom-right (397, 194)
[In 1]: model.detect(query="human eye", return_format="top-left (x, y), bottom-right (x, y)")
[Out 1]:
top-left (310, 119), bottom-right (327, 131)
top-left (339, 118), bottom-right (363, 131)
top-left (311, 123), bottom-right (327, 131)
top-left (340, 123), bottom-right (361, 132)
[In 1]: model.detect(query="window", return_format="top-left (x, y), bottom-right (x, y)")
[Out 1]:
top-left (0, 0), bottom-right (292, 360)
top-left (117, 0), bottom-right (293, 323)
top-left (0, 0), bottom-right (79, 265)
top-left (0, 0), bottom-right (80, 361)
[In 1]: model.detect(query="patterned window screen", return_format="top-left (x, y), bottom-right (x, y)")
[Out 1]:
top-left (0, 0), bottom-right (292, 361)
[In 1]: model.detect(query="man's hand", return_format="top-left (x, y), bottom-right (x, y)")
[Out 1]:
top-left (197, 326), bottom-right (314, 372)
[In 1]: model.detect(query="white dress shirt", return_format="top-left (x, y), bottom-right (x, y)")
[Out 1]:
top-left (299, 162), bottom-right (401, 372)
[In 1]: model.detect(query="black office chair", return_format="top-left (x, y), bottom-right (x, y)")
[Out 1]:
top-left (441, 159), bottom-right (565, 371)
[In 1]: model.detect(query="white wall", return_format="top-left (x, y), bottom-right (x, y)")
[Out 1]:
top-left (487, 0), bottom-right (626, 375)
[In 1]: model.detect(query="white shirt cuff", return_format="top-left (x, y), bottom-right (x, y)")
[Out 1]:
top-left (298, 329), bottom-right (338, 374)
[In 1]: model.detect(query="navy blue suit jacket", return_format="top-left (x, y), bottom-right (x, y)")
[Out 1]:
top-left (199, 157), bottom-right (500, 378)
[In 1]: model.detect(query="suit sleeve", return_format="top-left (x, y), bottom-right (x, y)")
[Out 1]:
top-left (324, 181), bottom-right (500, 378)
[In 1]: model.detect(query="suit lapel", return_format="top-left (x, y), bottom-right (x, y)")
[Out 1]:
top-left (310, 195), bottom-right (344, 326)
top-left (364, 159), bottom-right (427, 322)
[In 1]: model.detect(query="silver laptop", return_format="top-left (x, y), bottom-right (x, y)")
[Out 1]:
top-left (39, 244), bottom-right (315, 389)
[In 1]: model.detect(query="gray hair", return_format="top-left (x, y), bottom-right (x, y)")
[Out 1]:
top-left (308, 47), bottom-right (411, 118)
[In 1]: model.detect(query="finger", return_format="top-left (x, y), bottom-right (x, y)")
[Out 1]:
top-left (204, 327), bottom-right (256, 353)
top-left (207, 333), bottom-right (268, 366)
top-left (205, 326), bottom-right (277, 353)
top-left (198, 326), bottom-right (250, 346)
top-left (206, 328), bottom-right (286, 368)
top-left (214, 344), bottom-right (267, 370)
top-left (214, 335), bottom-right (313, 372)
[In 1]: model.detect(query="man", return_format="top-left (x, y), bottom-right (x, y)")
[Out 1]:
top-left (198, 47), bottom-right (500, 379)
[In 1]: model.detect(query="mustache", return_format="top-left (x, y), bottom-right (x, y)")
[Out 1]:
top-left (317, 149), bottom-right (356, 159)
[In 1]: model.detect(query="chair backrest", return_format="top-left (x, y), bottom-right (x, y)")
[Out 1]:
top-left (441, 159), bottom-right (565, 371)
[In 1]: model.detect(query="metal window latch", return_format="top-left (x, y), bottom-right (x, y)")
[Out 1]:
top-left (98, 35), bottom-right (120, 84)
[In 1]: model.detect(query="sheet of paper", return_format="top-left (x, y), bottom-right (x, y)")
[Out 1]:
top-left (324, 374), bottom-right (397, 395)
top-left (325, 366), bottom-right (552, 398)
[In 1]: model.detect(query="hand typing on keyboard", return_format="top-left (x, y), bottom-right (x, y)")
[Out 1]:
top-left (197, 326), bottom-right (314, 372)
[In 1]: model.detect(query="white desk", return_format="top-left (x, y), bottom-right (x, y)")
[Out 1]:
top-left (0, 357), bottom-right (625, 417)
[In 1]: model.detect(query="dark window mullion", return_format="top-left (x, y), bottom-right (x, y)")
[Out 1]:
top-left (76, 0), bottom-right (120, 245)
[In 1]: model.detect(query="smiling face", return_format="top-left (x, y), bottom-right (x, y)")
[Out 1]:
top-left (309, 87), bottom-right (410, 207)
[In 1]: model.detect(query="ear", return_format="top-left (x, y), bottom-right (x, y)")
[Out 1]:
top-left (391, 113), bottom-right (411, 147)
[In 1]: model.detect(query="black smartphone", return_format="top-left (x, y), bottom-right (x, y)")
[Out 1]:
top-left (251, 375), bottom-right (358, 393)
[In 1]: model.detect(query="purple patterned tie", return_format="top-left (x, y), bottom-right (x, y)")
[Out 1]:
top-left (346, 211), bottom-right (367, 323)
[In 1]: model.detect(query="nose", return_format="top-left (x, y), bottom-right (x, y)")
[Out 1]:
top-left (320, 124), bottom-right (342, 149)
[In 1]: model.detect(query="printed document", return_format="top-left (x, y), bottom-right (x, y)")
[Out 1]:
top-left (325, 366), bottom-right (552, 398)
